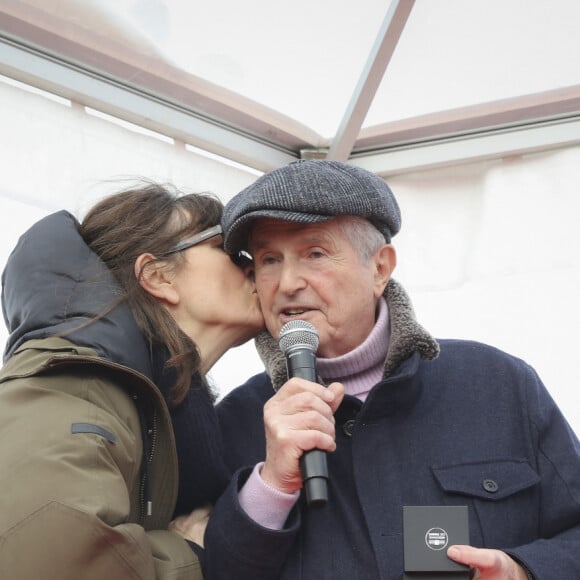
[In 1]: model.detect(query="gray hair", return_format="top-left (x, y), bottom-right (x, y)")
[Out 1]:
top-left (334, 216), bottom-right (387, 264)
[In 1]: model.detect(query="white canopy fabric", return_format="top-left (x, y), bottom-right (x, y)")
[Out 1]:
top-left (1, 0), bottom-right (580, 171)
top-left (0, 0), bottom-right (579, 433)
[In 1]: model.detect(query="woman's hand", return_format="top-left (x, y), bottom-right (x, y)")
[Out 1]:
top-left (169, 504), bottom-right (212, 547)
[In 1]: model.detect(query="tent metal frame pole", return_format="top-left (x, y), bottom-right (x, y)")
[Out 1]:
top-left (326, 0), bottom-right (415, 162)
top-left (0, 38), bottom-right (296, 171)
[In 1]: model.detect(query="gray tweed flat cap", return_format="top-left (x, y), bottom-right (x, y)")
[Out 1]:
top-left (222, 159), bottom-right (401, 253)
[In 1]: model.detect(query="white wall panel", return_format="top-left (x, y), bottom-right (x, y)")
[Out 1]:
top-left (389, 148), bottom-right (580, 432)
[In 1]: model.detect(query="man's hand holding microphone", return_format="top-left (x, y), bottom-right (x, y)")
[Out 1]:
top-left (260, 320), bottom-right (345, 504)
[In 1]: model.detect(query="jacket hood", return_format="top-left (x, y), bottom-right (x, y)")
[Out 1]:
top-left (254, 278), bottom-right (440, 391)
top-left (2, 210), bottom-right (153, 379)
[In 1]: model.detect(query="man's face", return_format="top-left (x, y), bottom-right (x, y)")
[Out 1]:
top-left (249, 218), bottom-right (395, 358)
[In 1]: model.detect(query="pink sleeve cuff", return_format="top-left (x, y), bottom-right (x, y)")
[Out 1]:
top-left (238, 462), bottom-right (299, 530)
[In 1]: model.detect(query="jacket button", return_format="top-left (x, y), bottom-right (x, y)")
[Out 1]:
top-left (343, 419), bottom-right (356, 437)
top-left (482, 479), bottom-right (499, 493)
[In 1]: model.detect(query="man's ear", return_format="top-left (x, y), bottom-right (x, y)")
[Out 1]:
top-left (134, 253), bottom-right (180, 305)
top-left (372, 244), bottom-right (397, 298)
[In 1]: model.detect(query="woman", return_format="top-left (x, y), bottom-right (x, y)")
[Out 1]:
top-left (0, 182), bottom-right (264, 580)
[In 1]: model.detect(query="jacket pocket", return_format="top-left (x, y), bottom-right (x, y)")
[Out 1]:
top-left (432, 458), bottom-right (540, 501)
top-left (432, 459), bottom-right (540, 547)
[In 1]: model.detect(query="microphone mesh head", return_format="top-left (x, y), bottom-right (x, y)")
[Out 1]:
top-left (278, 320), bottom-right (319, 354)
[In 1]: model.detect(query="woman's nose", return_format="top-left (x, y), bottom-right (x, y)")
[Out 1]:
top-left (230, 251), bottom-right (253, 270)
top-left (244, 262), bottom-right (255, 282)
top-left (229, 251), bottom-right (255, 281)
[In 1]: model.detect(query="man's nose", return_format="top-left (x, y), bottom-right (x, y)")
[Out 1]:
top-left (278, 259), bottom-right (306, 294)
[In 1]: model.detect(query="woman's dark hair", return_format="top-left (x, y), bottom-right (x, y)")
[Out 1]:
top-left (78, 181), bottom-right (223, 405)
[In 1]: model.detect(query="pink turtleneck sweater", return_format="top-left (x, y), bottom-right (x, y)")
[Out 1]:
top-left (238, 298), bottom-right (390, 529)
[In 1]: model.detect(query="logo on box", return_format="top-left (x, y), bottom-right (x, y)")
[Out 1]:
top-left (425, 528), bottom-right (448, 550)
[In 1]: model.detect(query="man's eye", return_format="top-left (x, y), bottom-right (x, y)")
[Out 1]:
top-left (259, 255), bottom-right (278, 266)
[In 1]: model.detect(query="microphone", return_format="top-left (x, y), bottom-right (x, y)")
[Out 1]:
top-left (278, 320), bottom-right (328, 507)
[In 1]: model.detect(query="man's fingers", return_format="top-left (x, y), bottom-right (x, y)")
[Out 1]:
top-left (448, 545), bottom-right (493, 567)
top-left (447, 545), bottom-right (527, 579)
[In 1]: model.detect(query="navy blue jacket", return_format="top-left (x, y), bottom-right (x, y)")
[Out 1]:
top-left (205, 280), bottom-right (580, 580)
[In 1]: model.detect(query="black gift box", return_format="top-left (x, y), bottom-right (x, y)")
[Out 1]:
top-left (403, 506), bottom-right (471, 580)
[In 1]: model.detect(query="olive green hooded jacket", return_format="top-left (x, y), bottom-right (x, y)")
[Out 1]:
top-left (0, 211), bottom-right (203, 580)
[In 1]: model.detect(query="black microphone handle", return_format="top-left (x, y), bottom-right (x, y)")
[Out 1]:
top-left (286, 349), bottom-right (329, 507)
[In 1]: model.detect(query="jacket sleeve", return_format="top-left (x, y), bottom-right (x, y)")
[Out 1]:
top-left (503, 365), bottom-right (580, 578)
top-left (0, 369), bottom-right (201, 580)
top-left (0, 507), bottom-right (202, 580)
top-left (203, 467), bottom-right (300, 580)
top-left (202, 377), bottom-right (300, 579)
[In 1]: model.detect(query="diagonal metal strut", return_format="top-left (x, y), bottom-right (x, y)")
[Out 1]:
top-left (327, 0), bottom-right (415, 161)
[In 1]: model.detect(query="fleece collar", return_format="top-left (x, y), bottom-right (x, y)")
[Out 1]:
top-left (254, 278), bottom-right (440, 392)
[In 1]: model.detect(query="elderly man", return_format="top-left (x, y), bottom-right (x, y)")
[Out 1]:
top-left (202, 160), bottom-right (580, 579)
